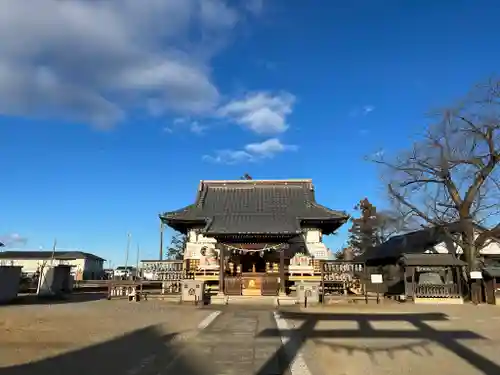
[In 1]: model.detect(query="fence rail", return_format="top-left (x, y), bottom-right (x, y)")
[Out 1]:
top-left (414, 283), bottom-right (460, 298)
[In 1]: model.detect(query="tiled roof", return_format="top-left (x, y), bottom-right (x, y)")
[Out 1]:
top-left (206, 214), bottom-right (301, 235)
top-left (161, 179), bottom-right (348, 235)
top-left (0, 250), bottom-right (105, 261)
top-left (483, 266), bottom-right (500, 278)
top-left (356, 223), bottom-right (463, 263)
top-left (399, 253), bottom-right (466, 267)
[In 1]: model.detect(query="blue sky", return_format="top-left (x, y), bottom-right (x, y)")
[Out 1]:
top-left (1, 0), bottom-right (498, 266)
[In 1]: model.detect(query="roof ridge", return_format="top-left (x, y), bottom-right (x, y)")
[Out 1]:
top-left (200, 179), bottom-right (313, 184)
top-left (2, 248), bottom-right (85, 252)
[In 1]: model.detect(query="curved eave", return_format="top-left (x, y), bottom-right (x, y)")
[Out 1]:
top-left (300, 216), bottom-right (349, 235)
top-left (309, 201), bottom-right (349, 218)
top-left (161, 217), bottom-right (207, 234)
top-left (210, 232), bottom-right (301, 244)
top-left (207, 231), bottom-right (302, 236)
top-left (159, 204), bottom-right (198, 220)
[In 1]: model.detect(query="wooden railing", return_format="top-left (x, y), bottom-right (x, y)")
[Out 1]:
top-left (261, 275), bottom-right (279, 296)
top-left (414, 283), bottom-right (460, 298)
top-left (224, 276), bottom-right (242, 295)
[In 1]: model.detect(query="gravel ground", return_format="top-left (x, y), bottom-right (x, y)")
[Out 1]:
top-left (3, 297), bottom-right (500, 375)
top-left (0, 298), bottom-right (213, 373)
top-left (285, 303), bottom-right (500, 375)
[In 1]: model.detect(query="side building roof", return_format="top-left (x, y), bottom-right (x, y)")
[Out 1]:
top-left (0, 250), bottom-right (106, 261)
top-left (356, 223), bottom-right (464, 264)
top-left (160, 179), bottom-right (348, 237)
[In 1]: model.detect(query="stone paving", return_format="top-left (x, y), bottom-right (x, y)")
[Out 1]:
top-left (3, 300), bottom-right (500, 375)
top-left (167, 307), bottom-right (290, 375)
top-left (285, 304), bottom-right (500, 375)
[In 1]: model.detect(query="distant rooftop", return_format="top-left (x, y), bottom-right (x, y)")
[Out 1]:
top-left (0, 250), bottom-right (105, 261)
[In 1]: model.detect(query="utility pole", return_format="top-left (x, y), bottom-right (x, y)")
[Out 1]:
top-left (159, 220), bottom-right (164, 261)
top-left (135, 244), bottom-right (140, 279)
top-left (50, 238), bottom-right (57, 266)
top-left (124, 232), bottom-right (131, 277)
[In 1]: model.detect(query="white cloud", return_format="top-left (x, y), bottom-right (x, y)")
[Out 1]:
top-left (363, 105), bottom-right (375, 114)
top-left (349, 104), bottom-right (376, 118)
top-left (244, 138), bottom-right (297, 155)
top-left (167, 117), bottom-right (206, 135)
top-left (0, 0), bottom-right (258, 127)
top-left (372, 149), bottom-right (385, 158)
top-left (245, 0), bottom-right (264, 15)
top-left (0, 233), bottom-right (27, 246)
top-left (173, 118), bottom-right (188, 125)
top-left (217, 92), bottom-right (296, 135)
top-left (203, 150), bottom-right (255, 164)
top-left (189, 121), bottom-right (207, 135)
top-left (203, 138), bottom-right (296, 164)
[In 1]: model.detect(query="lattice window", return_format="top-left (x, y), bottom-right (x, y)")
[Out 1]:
top-left (313, 259), bottom-right (321, 273)
top-left (186, 259), bottom-right (200, 271)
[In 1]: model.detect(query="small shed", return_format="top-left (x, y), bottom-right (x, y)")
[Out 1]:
top-left (0, 266), bottom-right (22, 303)
top-left (483, 266), bottom-right (500, 305)
top-left (37, 265), bottom-right (73, 297)
top-left (400, 253), bottom-right (466, 304)
top-left (356, 225), bottom-right (466, 297)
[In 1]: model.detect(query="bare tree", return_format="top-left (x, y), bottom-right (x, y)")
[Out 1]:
top-left (374, 79), bottom-right (500, 270)
top-left (376, 209), bottom-right (421, 242)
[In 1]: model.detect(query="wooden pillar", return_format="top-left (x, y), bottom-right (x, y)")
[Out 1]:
top-left (279, 248), bottom-right (285, 295)
top-left (159, 221), bottom-right (164, 261)
top-left (219, 245), bottom-right (225, 294)
top-left (321, 261), bottom-right (326, 304)
top-left (456, 267), bottom-right (462, 297)
top-left (494, 278), bottom-right (498, 305)
top-left (411, 267), bottom-right (415, 300)
top-left (403, 267), bottom-right (408, 298)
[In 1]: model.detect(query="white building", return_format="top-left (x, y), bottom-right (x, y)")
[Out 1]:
top-left (0, 250), bottom-right (105, 280)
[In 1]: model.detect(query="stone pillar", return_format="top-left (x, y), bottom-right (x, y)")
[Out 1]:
top-left (279, 248), bottom-right (286, 296)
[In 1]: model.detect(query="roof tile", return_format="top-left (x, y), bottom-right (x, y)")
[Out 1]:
top-left (161, 180), bottom-right (348, 235)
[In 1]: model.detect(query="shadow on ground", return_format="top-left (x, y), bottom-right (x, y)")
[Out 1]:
top-left (0, 324), bottom-right (210, 375)
top-left (258, 311), bottom-right (499, 375)
top-left (2, 292), bottom-right (108, 307)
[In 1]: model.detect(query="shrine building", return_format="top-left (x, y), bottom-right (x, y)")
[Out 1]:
top-left (160, 179), bottom-right (348, 297)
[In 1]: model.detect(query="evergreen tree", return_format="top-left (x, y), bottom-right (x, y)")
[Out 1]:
top-left (333, 249), bottom-right (345, 260)
top-left (240, 173), bottom-right (253, 180)
top-left (347, 198), bottom-right (380, 256)
top-left (166, 233), bottom-right (187, 260)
